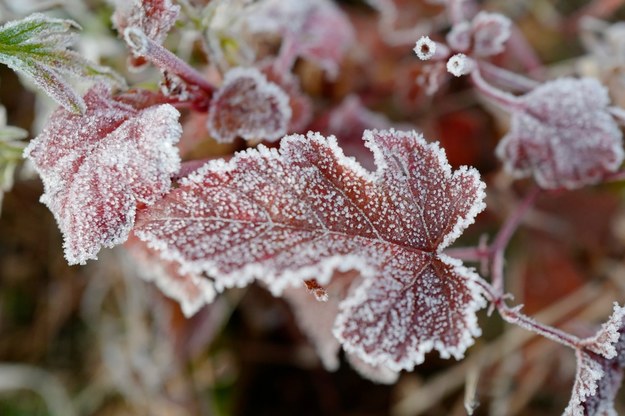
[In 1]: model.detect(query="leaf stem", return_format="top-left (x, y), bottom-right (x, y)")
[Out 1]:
top-left (470, 67), bottom-right (524, 112)
top-left (124, 28), bottom-right (215, 95)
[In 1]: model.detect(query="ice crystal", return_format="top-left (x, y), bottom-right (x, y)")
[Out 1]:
top-left (135, 129), bottom-right (487, 370)
top-left (496, 78), bottom-right (623, 189)
top-left (206, 67), bottom-right (291, 143)
top-left (24, 85), bottom-right (182, 265)
top-left (0, 13), bottom-right (123, 113)
top-left (564, 304), bottom-right (625, 416)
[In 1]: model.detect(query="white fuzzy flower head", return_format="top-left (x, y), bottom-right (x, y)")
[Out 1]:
top-left (447, 53), bottom-right (473, 77)
top-left (414, 36), bottom-right (436, 60)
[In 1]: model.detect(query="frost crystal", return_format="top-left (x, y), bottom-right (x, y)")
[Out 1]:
top-left (0, 14), bottom-right (123, 113)
top-left (414, 36), bottom-right (436, 60)
top-left (24, 85), bottom-right (182, 265)
top-left (207, 67), bottom-right (291, 143)
top-left (564, 304), bottom-right (625, 416)
top-left (134, 129), bottom-right (487, 371)
top-left (496, 78), bottom-right (624, 189)
top-left (447, 53), bottom-right (473, 77)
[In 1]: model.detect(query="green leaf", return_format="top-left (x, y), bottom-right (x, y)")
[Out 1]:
top-left (0, 13), bottom-right (125, 114)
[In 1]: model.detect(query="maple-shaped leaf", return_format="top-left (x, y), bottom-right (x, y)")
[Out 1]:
top-left (206, 67), bottom-right (291, 143)
top-left (0, 13), bottom-right (123, 114)
top-left (134, 129), bottom-right (487, 370)
top-left (125, 234), bottom-right (215, 317)
top-left (496, 78), bottom-right (624, 189)
top-left (564, 304), bottom-right (625, 416)
top-left (24, 85), bottom-right (182, 265)
top-left (112, 0), bottom-right (180, 69)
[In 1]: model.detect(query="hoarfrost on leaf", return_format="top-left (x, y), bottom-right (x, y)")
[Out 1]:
top-left (134, 128), bottom-right (487, 371)
top-left (564, 304), bottom-right (625, 416)
top-left (0, 13), bottom-right (124, 113)
top-left (24, 85), bottom-right (182, 265)
top-left (496, 77), bottom-right (624, 189)
top-left (206, 66), bottom-right (291, 143)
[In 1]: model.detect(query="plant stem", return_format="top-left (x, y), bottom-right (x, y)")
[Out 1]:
top-left (124, 28), bottom-right (215, 95)
top-left (490, 186), bottom-right (540, 298)
top-left (477, 62), bottom-right (539, 92)
top-left (470, 67), bottom-right (524, 112)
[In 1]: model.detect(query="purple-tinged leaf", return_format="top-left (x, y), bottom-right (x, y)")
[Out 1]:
top-left (0, 13), bottom-right (123, 113)
top-left (134, 129), bottom-right (487, 371)
top-left (206, 67), bottom-right (291, 143)
top-left (496, 77), bottom-right (624, 189)
top-left (564, 304), bottom-right (625, 416)
top-left (24, 85), bottom-right (182, 265)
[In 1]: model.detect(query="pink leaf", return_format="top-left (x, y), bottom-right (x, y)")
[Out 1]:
top-left (24, 85), bottom-right (182, 265)
top-left (134, 129), bottom-right (487, 371)
top-left (206, 67), bottom-right (291, 143)
top-left (125, 234), bottom-right (215, 317)
top-left (565, 304), bottom-right (625, 416)
top-left (496, 78), bottom-right (624, 189)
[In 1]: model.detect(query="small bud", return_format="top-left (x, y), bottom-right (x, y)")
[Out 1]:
top-left (447, 53), bottom-right (473, 77)
top-left (414, 36), bottom-right (436, 60)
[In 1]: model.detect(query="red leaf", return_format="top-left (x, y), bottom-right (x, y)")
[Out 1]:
top-left (206, 67), bottom-right (291, 143)
top-left (135, 129), bottom-right (486, 370)
top-left (24, 85), bottom-right (182, 265)
top-left (496, 78), bottom-right (624, 189)
top-left (565, 304), bottom-right (625, 416)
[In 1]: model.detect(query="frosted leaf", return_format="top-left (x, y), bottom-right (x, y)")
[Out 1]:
top-left (24, 85), bottom-right (182, 265)
top-left (471, 12), bottom-right (511, 57)
top-left (496, 78), bottom-right (624, 189)
top-left (125, 234), bottom-right (215, 317)
top-left (447, 53), bottom-right (473, 77)
top-left (414, 36), bottom-right (436, 60)
top-left (112, 0), bottom-right (180, 69)
top-left (134, 128), bottom-right (487, 371)
top-left (206, 67), bottom-right (291, 143)
top-left (564, 304), bottom-right (625, 416)
top-left (0, 13), bottom-right (124, 114)
top-left (246, 0), bottom-right (354, 78)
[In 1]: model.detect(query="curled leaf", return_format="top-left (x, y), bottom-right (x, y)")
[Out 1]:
top-left (24, 85), bottom-right (182, 265)
top-left (207, 66), bottom-right (291, 143)
top-left (497, 78), bottom-right (624, 189)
